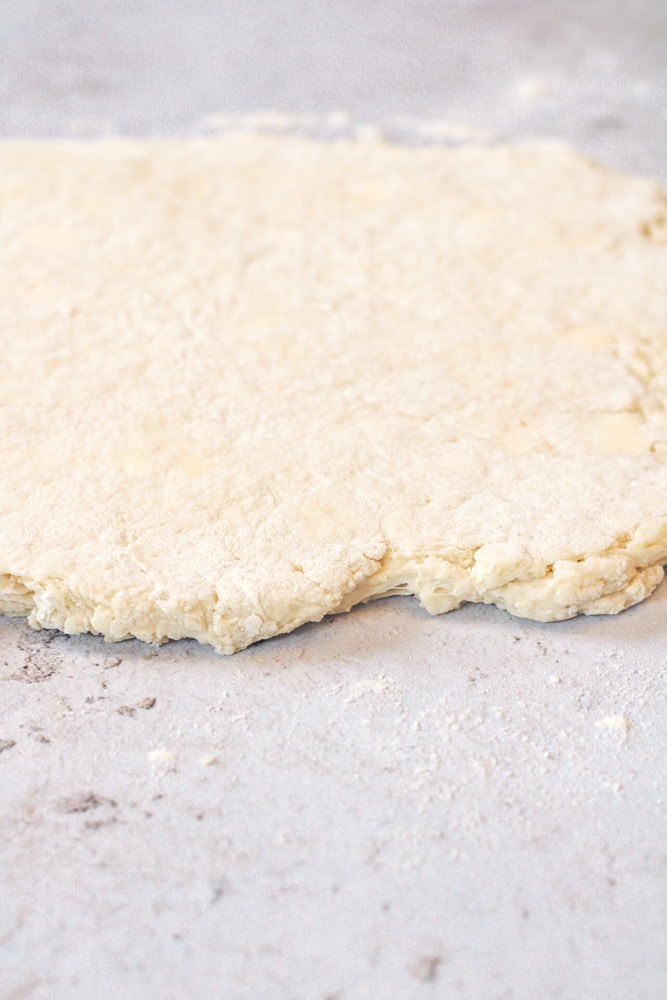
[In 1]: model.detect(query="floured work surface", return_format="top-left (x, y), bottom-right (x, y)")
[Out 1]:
top-left (1, 135), bottom-right (666, 653)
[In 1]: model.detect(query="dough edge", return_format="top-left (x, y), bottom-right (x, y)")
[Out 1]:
top-left (2, 521), bottom-right (665, 653)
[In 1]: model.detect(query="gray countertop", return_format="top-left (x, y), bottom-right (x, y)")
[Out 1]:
top-left (1, 4), bottom-right (666, 999)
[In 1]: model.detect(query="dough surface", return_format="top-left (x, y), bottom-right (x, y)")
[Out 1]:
top-left (1, 135), bottom-right (666, 653)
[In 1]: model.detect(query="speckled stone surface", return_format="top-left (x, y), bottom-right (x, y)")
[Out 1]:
top-left (1, 4), bottom-right (666, 999)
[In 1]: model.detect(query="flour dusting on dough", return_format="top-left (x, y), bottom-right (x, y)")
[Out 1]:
top-left (0, 135), bottom-right (666, 652)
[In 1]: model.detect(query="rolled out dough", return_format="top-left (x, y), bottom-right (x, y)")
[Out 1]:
top-left (1, 135), bottom-right (666, 653)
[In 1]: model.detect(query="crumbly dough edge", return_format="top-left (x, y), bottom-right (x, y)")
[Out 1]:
top-left (2, 523), bottom-right (665, 653)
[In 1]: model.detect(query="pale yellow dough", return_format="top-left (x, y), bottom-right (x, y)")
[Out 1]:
top-left (1, 135), bottom-right (667, 652)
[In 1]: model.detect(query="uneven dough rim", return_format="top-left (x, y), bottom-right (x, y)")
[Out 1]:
top-left (2, 527), bottom-right (665, 654)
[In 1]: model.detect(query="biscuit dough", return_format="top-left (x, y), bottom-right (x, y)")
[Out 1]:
top-left (1, 135), bottom-right (666, 652)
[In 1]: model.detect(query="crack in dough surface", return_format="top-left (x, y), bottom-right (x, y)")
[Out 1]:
top-left (1, 135), bottom-right (666, 652)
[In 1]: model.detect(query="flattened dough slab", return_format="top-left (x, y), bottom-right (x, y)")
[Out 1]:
top-left (1, 135), bottom-right (666, 653)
